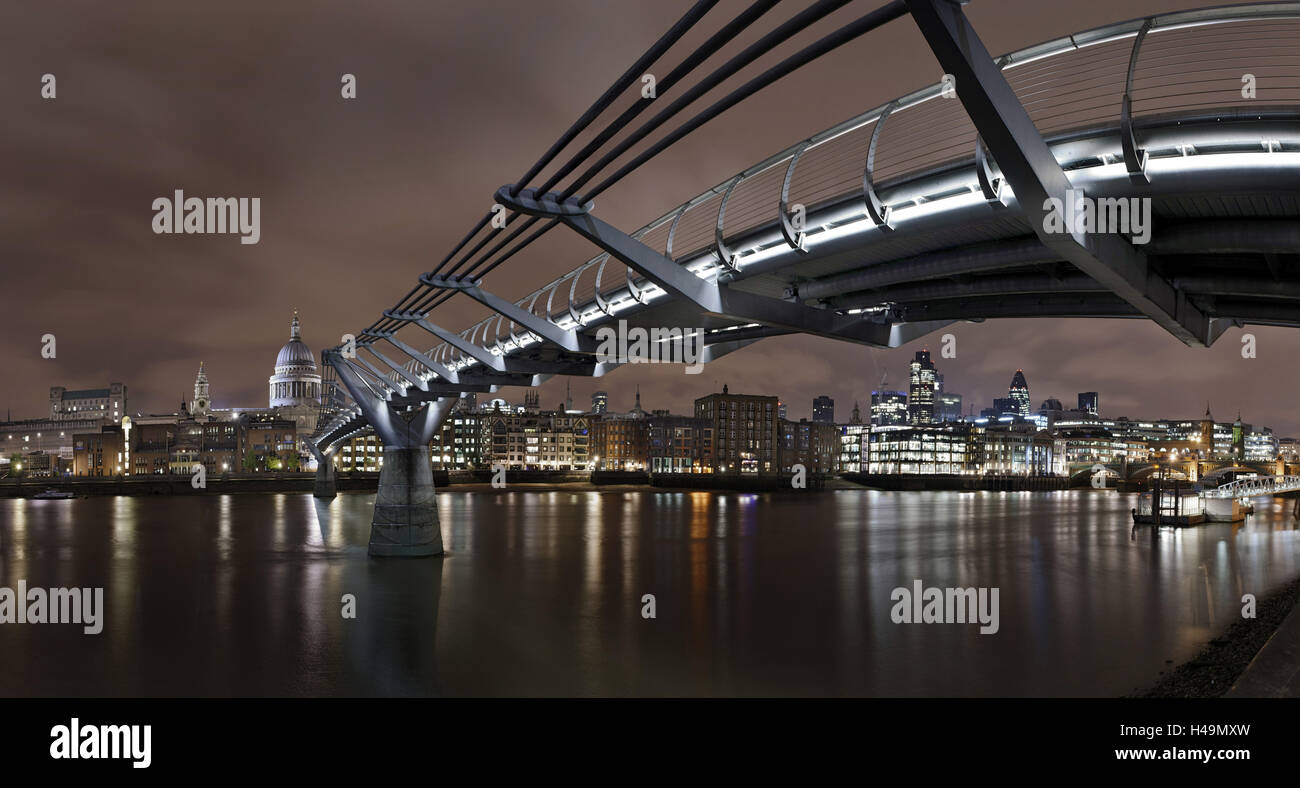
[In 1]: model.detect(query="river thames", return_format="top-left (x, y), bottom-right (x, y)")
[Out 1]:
top-left (1, 488), bottom-right (1298, 696)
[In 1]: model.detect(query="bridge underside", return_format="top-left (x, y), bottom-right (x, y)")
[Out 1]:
top-left (716, 118), bottom-right (1300, 335)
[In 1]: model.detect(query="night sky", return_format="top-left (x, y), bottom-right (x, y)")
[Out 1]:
top-left (1, 0), bottom-right (1293, 435)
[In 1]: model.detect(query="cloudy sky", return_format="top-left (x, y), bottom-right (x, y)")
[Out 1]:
top-left (1, 0), bottom-right (1292, 435)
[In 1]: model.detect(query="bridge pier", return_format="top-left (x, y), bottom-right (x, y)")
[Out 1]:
top-left (322, 350), bottom-right (459, 557)
top-left (313, 457), bottom-right (336, 499)
top-left (370, 445), bottom-right (442, 556)
top-left (307, 442), bottom-right (336, 499)
top-left (362, 397), bottom-right (457, 557)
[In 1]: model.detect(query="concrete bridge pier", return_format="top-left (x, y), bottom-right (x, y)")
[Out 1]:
top-left (368, 397), bottom-right (456, 557)
top-left (324, 350), bottom-right (458, 557)
top-left (371, 444), bottom-right (440, 556)
top-left (313, 457), bottom-right (336, 499)
top-left (307, 443), bottom-right (336, 499)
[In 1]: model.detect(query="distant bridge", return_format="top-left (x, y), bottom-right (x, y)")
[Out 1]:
top-left (1204, 474), bottom-right (1300, 498)
top-left (1068, 460), bottom-right (1299, 484)
top-left (307, 1), bottom-right (1300, 555)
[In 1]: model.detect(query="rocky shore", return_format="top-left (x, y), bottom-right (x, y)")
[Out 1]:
top-left (1134, 576), bottom-right (1300, 698)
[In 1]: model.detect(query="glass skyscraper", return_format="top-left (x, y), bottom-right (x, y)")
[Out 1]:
top-left (908, 349), bottom-right (936, 424)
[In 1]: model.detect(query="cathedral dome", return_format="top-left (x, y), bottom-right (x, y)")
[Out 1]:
top-left (269, 310), bottom-right (323, 416)
top-left (274, 311), bottom-right (318, 372)
top-left (276, 339), bottom-right (316, 370)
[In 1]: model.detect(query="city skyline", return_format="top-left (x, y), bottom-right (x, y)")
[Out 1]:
top-left (6, 327), bottom-right (1291, 442)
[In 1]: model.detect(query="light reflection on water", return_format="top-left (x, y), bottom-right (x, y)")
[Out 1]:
top-left (0, 489), bottom-right (1297, 697)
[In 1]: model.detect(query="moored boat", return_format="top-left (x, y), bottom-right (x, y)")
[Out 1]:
top-left (29, 489), bottom-right (75, 500)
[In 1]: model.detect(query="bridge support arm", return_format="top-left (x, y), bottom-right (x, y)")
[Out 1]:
top-left (411, 318), bottom-right (507, 372)
top-left (326, 353), bottom-right (404, 446)
top-left (305, 441), bottom-right (327, 465)
top-left (714, 287), bottom-right (899, 346)
top-left (498, 187), bottom-right (918, 347)
top-left (421, 274), bottom-right (597, 354)
top-left (344, 353), bottom-right (407, 397)
top-left (564, 211), bottom-right (724, 312)
top-left (380, 333), bottom-right (461, 383)
top-left (887, 319), bottom-right (953, 348)
top-left (904, 0), bottom-right (1215, 347)
top-left (364, 344), bottom-right (430, 392)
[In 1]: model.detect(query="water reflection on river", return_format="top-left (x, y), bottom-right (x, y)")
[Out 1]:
top-left (0, 488), bottom-right (1297, 696)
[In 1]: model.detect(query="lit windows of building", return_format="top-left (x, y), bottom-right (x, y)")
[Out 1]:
top-left (839, 422), bottom-right (868, 472)
top-left (982, 423), bottom-right (1061, 475)
top-left (866, 423), bottom-right (980, 475)
top-left (50, 383), bottom-right (127, 425)
top-left (871, 390), bottom-right (908, 427)
top-left (1008, 371), bottom-right (1031, 418)
top-left (907, 350), bottom-right (936, 425)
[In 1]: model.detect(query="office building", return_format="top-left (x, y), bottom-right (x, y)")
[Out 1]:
top-left (907, 349), bottom-right (937, 424)
top-left (481, 407), bottom-right (590, 470)
top-left (647, 412), bottom-right (711, 474)
top-left (50, 383), bottom-right (127, 425)
top-left (1008, 370), bottom-right (1030, 418)
top-left (779, 419), bottom-right (840, 474)
top-left (866, 423), bottom-right (981, 475)
top-left (937, 392), bottom-right (963, 422)
top-left (812, 395), bottom-right (835, 424)
top-left (871, 390), bottom-right (908, 427)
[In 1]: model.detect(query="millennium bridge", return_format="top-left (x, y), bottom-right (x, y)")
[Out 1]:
top-left (307, 1), bottom-right (1300, 555)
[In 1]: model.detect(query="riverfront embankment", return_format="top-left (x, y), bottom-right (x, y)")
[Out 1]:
top-left (0, 469), bottom-right (850, 497)
top-left (843, 472), bottom-right (1069, 491)
top-left (1134, 576), bottom-right (1300, 698)
top-left (0, 472), bottom-right (375, 498)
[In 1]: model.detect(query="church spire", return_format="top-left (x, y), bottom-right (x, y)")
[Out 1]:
top-left (192, 361), bottom-right (210, 417)
top-left (290, 309), bottom-right (301, 340)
